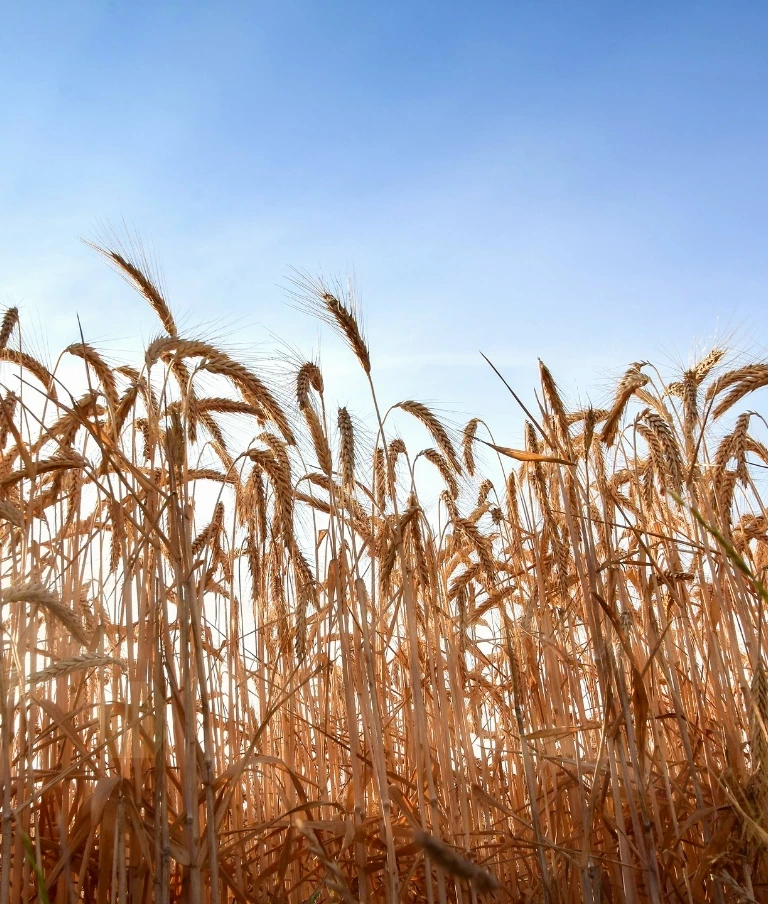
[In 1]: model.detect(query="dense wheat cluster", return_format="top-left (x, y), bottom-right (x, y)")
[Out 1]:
top-left (1, 251), bottom-right (768, 904)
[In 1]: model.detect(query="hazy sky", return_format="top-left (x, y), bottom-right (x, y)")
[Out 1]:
top-left (2, 1), bottom-right (767, 443)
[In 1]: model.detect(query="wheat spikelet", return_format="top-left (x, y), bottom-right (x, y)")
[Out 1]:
top-left (202, 353), bottom-right (295, 444)
top-left (145, 335), bottom-right (218, 368)
top-left (539, 358), bottom-right (570, 445)
top-left (192, 501), bottom-right (225, 556)
top-left (374, 446), bottom-right (387, 508)
top-left (296, 361), bottom-right (324, 409)
top-left (322, 291), bottom-right (370, 374)
top-left (0, 306), bottom-right (18, 350)
top-left (112, 382), bottom-right (140, 437)
top-left (600, 366), bottom-right (649, 447)
top-left (669, 371), bottom-right (700, 445)
top-left (65, 342), bottom-right (119, 414)
top-left (0, 391), bottom-right (18, 451)
top-left (163, 407), bottom-right (185, 476)
top-left (303, 403), bottom-right (332, 476)
top-left (2, 581), bottom-right (89, 646)
top-left (197, 410), bottom-right (234, 471)
top-left (386, 437), bottom-right (405, 495)
top-left (29, 653), bottom-right (126, 685)
top-left (454, 516), bottom-right (495, 578)
top-left (336, 406), bottom-right (355, 489)
top-left (93, 244), bottom-right (177, 336)
top-left (409, 513), bottom-right (430, 591)
top-left (692, 347), bottom-right (726, 383)
top-left (639, 409), bottom-right (683, 492)
top-left (705, 364), bottom-right (756, 401)
top-left (715, 412), bottom-right (751, 489)
top-left (249, 444), bottom-right (293, 537)
top-left (567, 407), bottom-right (609, 426)
top-left (289, 273), bottom-right (371, 374)
top-left (477, 477), bottom-right (494, 506)
top-left (194, 397), bottom-right (259, 416)
top-left (0, 348), bottom-right (58, 401)
top-left (711, 364), bottom-right (768, 419)
top-left (421, 448), bottom-right (459, 499)
top-left (397, 400), bottom-right (462, 472)
top-left (463, 418), bottom-right (480, 476)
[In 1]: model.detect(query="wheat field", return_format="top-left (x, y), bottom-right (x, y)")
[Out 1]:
top-left (0, 247), bottom-right (767, 904)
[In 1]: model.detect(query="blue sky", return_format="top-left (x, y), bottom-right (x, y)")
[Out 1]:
top-left (2, 2), bottom-right (767, 442)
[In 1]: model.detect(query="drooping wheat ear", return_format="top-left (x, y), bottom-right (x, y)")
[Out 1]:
top-left (202, 354), bottom-right (295, 445)
top-left (639, 409), bottom-right (683, 492)
top-left (413, 831), bottom-right (500, 894)
top-left (751, 660), bottom-right (768, 800)
top-left (291, 541), bottom-right (316, 599)
top-left (0, 391), bottom-right (17, 450)
top-left (709, 365), bottom-right (768, 419)
top-left (705, 364), bottom-right (755, 400)
top-left (196, 411), bottom-right (234, 471)
top-left (420, 448), bottom-right (459, 498)
top-left (64, 342), bottom-right (119, 415)
top-left (296, 362), bottom-right (324, 409)
top-left (195, 397), bottom-right (259, 416)
top-left (92, 244), bottom-right (177, 337)
top-left (600, 366), bottom-right (649, 447)
top-left (303, 403), bottom-right (332, 476)
top-left (2, 582), bottom-right (89, 647)
top-left (250, 446), bottom-right (293, 538)
top-left (477, 478), bottom-right (494, 506)
top-left (29, 653), bottom-right (126, 686)
top-left (539, 359), bottom-right (570, 443)
top-left (462, 418), bottom-right (479, 476)
top-left (259, 430), bottom-right (292, 486)
top-left (337, 407), bottom-right (355, 488)
top-left (441, 488), bottom-right (459, 522)
top-left (0, 348), bottom-right (58, 401)
top-left (387, 437), bottom-right (406, 495)
top-left (396, 400), bottom-right (462, 472)
top-left (0, 306), bottom-right (19, 350)
top-left (144, 336), bottom-right (216, 367)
